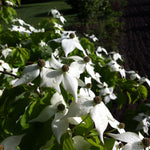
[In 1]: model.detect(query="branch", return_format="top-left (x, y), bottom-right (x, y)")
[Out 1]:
top-left (0, 71), bottom-right (19, 78)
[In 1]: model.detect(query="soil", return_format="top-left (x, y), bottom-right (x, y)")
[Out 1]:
top-left (119, 0), bottom-right (150, 78)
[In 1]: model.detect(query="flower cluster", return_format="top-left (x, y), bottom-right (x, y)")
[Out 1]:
top-left (0, 7), bottom-right (150, 150)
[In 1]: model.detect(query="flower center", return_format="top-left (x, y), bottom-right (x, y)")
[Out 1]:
top-left (86, 83), bottom-right (92, 89)
top-left (62, 64), bottom-right (69, 72)
top-left (69, 33), bottom-right (75, 39)
top-left (119, 143), bottom-right (124, 148)
top-left (57, 104), bottom-right (65, 111)
top-left (94, 96), bottom-right (102, 104)
top-left (84, 56), bottom-right (90, 63)
top-left (118, 123), bottom-right (125, 129)
top-left (0, 145), bottom-right (4, 150)
top-left (0, 62), bottom-right (2, 66)
top-left (37, 59), bottom-right (45, 68)
top-left (142, 137), bottom-right (150, 148)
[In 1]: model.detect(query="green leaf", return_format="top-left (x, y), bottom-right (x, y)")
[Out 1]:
top-left (103, 138), bottom-right (115, 150)
top-left (62, 132), bottom-right (75, 150)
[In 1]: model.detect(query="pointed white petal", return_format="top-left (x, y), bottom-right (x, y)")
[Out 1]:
top-left (69, 61), bottom-right (85, 78)
top-left (122, 142), bottom-right (144, 150)
top-left (13, 64), bottom-right (40, 87)
top-left (50, 54), bottom-right (62, 70)
top-left (1, 134), bottom-right (24, 150)
top-left (50, 92), bottom-right (66, 106)
top-left (40, 68), bottom-right (63, 93)
top-left (62, 72), bottom-right (78, 102)
top-left (68, 117), bottom-right (82, 125)
top-left (67, 56), bottom-right (83, 61)
top-left (52, 112), bottom-right (69, 143)
top-left (66, 98), bottom-right (93, 118)
top-left (108, 132), bottom-right (142, 143)
top-left (86, 64), bottom-right (101, 83)
top-left (62, 39), bottom-right (76, 57)
top-left (90, 103), bottom-right (108, 143)
top-left (29, 105), bottom-right (57, 122)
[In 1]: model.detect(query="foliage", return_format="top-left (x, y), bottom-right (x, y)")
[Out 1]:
top-left (0, 1), bottom-right (150, 150)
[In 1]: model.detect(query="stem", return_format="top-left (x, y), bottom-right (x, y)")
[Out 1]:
top-left (0, 70), bottom-right (19, 78)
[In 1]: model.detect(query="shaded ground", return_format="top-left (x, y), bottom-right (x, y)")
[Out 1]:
top-left (119, 0), bottom-right (150, 78)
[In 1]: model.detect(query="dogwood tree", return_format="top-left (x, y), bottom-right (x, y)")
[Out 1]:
top-left (0, 1), bottom-right (150, 150)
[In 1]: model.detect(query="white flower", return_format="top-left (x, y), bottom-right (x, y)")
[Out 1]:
top-left (40, 54), bottom-right (79, 102)
top-left (5, 0), bottom-right (14, 6)
top-left (139, 77), bottom-right (150, 86)
top-left (65, 89), bottom-right (124, 143)
top-left (30, 92), bottom-right (82, 143)
top-left (134, 113), bottom-right (150, 135)
top-left (107, 60), bottom-right (126, 78)
top-left (61, 33), bottom-right (86, 57)
top-left (1, 48), bottom-right (12, 58)
top-left (97, 46), bottom-right (108, 55)
top-left (59, 15), bottom-right (66, 24)
top-left (12, 18), bottom-right (29, 26)
top-left (79, 77), bottom-right (95, 98)
top-left (0, 134), bottom-right (24, 150)
top-left (67, 55), bottom-right (101, 83)
top-left (99, 82), bottom-right (117, 104)
top-left (126, 70), bottom-right (141, 80)
top-left (108, 132), bottom-right (150, 150)
top-left (10, 25), bottom-right (31, 35)
top-left (13, 59), bottom-right (49, 87)
top-left (89, 34), bottom-right (98, 42)
top-left (0, 60), bottom-right (11, 72)
top-left (50, 8), bottom-right (61, 18)
top-left (39, 40), bottom-right (48, 47)
top-left (50, 8), bottom-right (66, 24)
top-left (109, 51), bottom-right (123, 61)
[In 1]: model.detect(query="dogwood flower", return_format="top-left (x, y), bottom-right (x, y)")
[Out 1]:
top-left (126, 70), bottom-right (141, 80)
top-left (1, 47), bottom-right (12, 58)
top-left (30, 92), bottom-right (82, 143)
top-left (67, 55), bottom-right (101, 83)
top-left (89, 34), bottom-right (98, 42)
top-left (10, 25), bottom-right (31, 35)
top-left (107, 60), bottom-right (126, 78)
top-left (79, 77), bottom-right (95, 97)
top-left (13, 59), bottom-right (49, 87)
top-left (97, 46), bottom-right (108, 55)
top-left (40, 54), bottom-right (80, 101)
top-left (108, 132), bottom-right (150, 150)
top-left (0, 60), bottom-right (11, 72)
top-left (65, 89), bottom-right (125, 143)
top-left (62, 33), bottom-right (86, 57)
top-left (99, 82), bottom-right (117, 104)
top-left (0, 134), bottom-right (24, 150)
top-left (139, 77), bottom-right (150, 86)
top-left (134, 113), bottom-right (150, 135)
top-left (109, 51), bottom-right (123, 61)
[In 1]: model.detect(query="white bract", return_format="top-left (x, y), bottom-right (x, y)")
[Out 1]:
top-left (134, 113), bottom-right (150, 135)
top-left (67, 55), bottom-right (101, 83)
top-left (108, 132), bottom-right (150, 150)
top-left (40, 54), bottom-right (80, 102)
top-left (0, 60), bottom-right (11, 72)
top-left (99, 82), bottom-right (117, 104)
top-left (61, 33), bottom-right (86, 57)
top-left (30, 92), bottom-right (82, 143)
top-left (13, 59), bottom-right (49, 87)
top-left (0, 134), bottom-right (24, 150)
top-left (65, 89), bottom-right (124, 143)
top-left (107, 60), bottom-right (126, 78)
